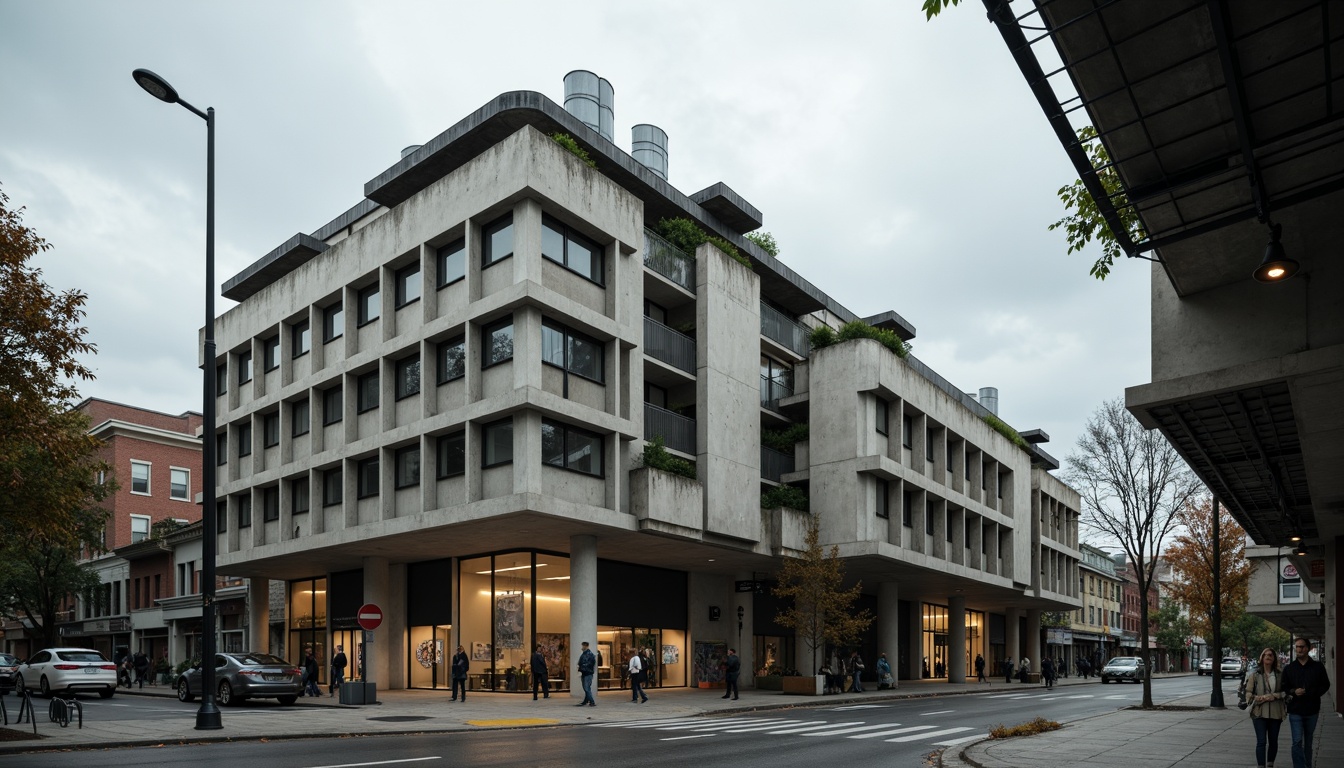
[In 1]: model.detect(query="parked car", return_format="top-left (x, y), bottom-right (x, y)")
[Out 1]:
top-left (176, 652), bottom-right (303, 706)
top-left (1221, 657), bottom-right (1246, 678)
top-left (15, 648), bottom-right (117, 698)
top-left (1198, 657), bottom-right (1213, 676)
top-left (1100, 656), bottom-right (1148, 684)
top-left (0, 652), bottom-right (20, 694)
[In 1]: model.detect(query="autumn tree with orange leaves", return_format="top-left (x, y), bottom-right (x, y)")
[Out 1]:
top-left (1164, 497), bottom-right (1251, 642)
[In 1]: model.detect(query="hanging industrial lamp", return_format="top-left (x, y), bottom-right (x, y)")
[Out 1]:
top-left (1252, 223), bottom-right (1299, 283)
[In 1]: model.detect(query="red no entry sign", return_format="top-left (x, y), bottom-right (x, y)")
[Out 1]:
top-left (357, 603), bottom-right (383, 631)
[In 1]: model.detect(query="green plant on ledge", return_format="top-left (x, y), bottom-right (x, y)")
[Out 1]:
top-left (655, 217), bottom-right (754, 271)
top-left (761, 484), bottom-right (808, 511)
top-left (983, 413), bottom-right (1031, 452)
top-left (809, 320), bottom-right (911, 359)
top-left (640, 435), bottom-right (696, 479)
top-left (762, 423), bottom-right (809, 454)
top-left (745, 231), bottom-right (779, 257)
top-left (549, 132), bottom-right (597, 169)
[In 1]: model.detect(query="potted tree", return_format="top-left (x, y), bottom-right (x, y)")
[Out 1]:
top-left (773, 520), bottom-right (872, 695)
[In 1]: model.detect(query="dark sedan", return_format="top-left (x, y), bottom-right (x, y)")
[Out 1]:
top-left (0, 652), bottom-right (19, 694)
top-left (176, 652), bottom-right (303, 706)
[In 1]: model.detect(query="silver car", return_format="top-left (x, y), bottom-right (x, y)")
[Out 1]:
top-left (1100, 656), bottom-right (1148, 684)
top-left (176, 652), bottom-right (303, 706)
top-left (15, 647), bottom-right (118, 698)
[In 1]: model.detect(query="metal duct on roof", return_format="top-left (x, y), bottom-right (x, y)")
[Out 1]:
top-left (401, 145), bottom-right (422, 160)
top-left (563, 70), bottom-right (613, 141)
top-left (979, 387), bottom-right (999, 416)
top-left (631, 124), bottom-right (668, 180)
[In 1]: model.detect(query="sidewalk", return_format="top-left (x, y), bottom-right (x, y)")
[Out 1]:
top-left (944, 689), bottom-right (1344, 768)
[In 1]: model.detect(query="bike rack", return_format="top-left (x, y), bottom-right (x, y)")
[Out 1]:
top-left (48, 696), bottom-right (83, 728)
top-left (5, 689), bottom-right (39, 734)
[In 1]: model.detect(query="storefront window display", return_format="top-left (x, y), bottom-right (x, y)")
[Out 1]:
top-left (596, 627), bottom-right (685, 690)
top-left (289, 577), bottom-right (327, 686)
top-left (458, 551), bottom-right (570, 692)
top-left (754, 635), bottom-right (795, 676)
top-left (920, 603), bottom-right (985, 678)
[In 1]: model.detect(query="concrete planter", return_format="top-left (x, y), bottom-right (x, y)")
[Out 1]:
top-left (630, 467), bottom-right (703, 539)
top-left (755, 675), bottom-right (783, 691)
top-left (781, 674), bottom-right (824, 696)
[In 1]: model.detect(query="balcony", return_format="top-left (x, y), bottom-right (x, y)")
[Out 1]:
top-left (643, 229), bottom-right (695, 292)
top-left (760, 374), bottom-right (793, 412)
top-left (644, 403), bottom-right (696, 455)
top-left (760, 302), bottom-right (809, 358)
top-left (644, 317), bottom-right (696, 373)
top-left (761, 446), bottom-right (795, 482)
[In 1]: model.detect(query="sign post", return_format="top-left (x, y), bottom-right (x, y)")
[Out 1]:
top-left (355, 604), bottom-right (383, 704)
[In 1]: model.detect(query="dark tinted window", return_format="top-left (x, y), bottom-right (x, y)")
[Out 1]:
top-left (437, 239), bottom-right (465, 286)
top-left (437, 337), bottom-right (465, 383)
top-left (357, 284), bottom-right (380, 325)
top-left (437, 433), bottom-right (465, 478)
top-left (483, 319), bottom-right (514, 366)
top-left (482, 213), bottom-right (514, 265)
top-left (396, 263), bottom-right (421, 307)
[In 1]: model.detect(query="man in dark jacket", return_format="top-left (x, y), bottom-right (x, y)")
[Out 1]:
top-left (133, 650), bottom-right (150, 688)
top-left (1282, 637), bottom-right (1331, 768)
top-left (577, 642), bottom-right (597, 706)
top-left (531, 645), bottom-right (550, 700)
top-left (722, 648), bottom-right (741, 700)
top-left (450, 646), bottom-right (469, 702)
top-left (330, 645), bottom-right (348, 697)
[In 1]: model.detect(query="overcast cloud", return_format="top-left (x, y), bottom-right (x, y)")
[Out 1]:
top-left (0, 0), bottom-right (1150, 471)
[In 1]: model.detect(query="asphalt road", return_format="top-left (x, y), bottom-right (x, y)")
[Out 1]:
top-left (4, 676), bottom-right (1238, 768)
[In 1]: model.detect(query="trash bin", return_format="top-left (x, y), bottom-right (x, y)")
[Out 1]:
top-left (339, 682), bottom-right (377, 704)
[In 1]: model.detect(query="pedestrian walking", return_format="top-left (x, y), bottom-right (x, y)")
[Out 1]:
top-left (641, 648), bottom-right (655, 688)
top-left (1004, 656), bottom-right (1014, 684)
top-left (1246, 647), bottom-right (1286, 768)
top-left (1282, 637), bottom-right (1331, 768)
top-left (450, 645), bottom-right (469, 701)
top-left (531, 645), bottom-right (550, 700)
top-left (628, 648), bottom-right (647, 703)
top-left (722, 648), bottom-right (740, 700)
top-left (1018, 657), bottom-right (1031, 683)
top-left (330, 644), bottom-right (348, 697)
top-left (133, 650), bottom-right (150, 689)
top-left (1041, 656), bottom-right (1056, 689)
top-left (847, 650), bottom-right (865, 693)
top-left (876, 653), bottom-right (894, 689)
top-left (303, 649), bottom-right (321, 697)
top-left (576, 641), bottom-right (597, 706)
top-left (975, 653), bottom-right (987, 683)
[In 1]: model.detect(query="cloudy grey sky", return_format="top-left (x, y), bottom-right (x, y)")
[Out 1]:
top-left (0, 0), bottom-right (1149, 469)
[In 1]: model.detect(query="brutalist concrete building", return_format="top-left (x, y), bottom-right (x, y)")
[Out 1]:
top-left (211, 72), bottom-right (1081, 695)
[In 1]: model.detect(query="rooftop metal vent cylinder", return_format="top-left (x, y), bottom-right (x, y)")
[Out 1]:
top-left (978, 387), bottom-right (999, 416)
top-left (401, 145), bottom-right (422, 160)
top-left (632, 124), bottom-right (668, 180)
top-left (563, 70), bottom-right (613, 141)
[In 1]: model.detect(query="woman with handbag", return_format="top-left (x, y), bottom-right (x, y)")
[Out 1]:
top-left (1246, 647), bottom-right (1287, 768)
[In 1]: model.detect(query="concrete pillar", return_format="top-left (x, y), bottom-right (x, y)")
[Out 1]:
top-left (733, 573), bottom-right (754, 687)
top-left (1005, 607), bottom-right (1021, 670)
top-left (569, 534), bottom-right (597, 700)
top-left (1026, 608), bottom-right (1042, 673)
top-left (363, 556), bottom-right (390, 687)
top-left (387, 563), bottom-right (406, 690)
top-left (948, 595), bottom-right (967, 683)
top-left (906, 600), bottom-right (923, 680)
top-left (249, 577), bottom-right (270, 652)
top-left (878, 582), bottom-right (900, 688)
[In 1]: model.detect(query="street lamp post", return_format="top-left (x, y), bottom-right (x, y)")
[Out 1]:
top-left (1210, 497), bottom-right (1224, 709)
top-left (131, 68), bottom-right (222, 731)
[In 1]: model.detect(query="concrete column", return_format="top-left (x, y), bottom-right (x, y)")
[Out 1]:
top-left (1026, 608), bottom-right (1043, 673)
top-left (906, 600), bottom-right (923, 680)
top-left (733, 573), bottom-right (753, 687)
top-left (1005, 607), bottom-right (1021, 668)
top-left (249, 577), bottom-right (270, 652)
top-left (363, 556), bottom-right (390, 687)
top-left (948, 595), bottom-right (967, 683)
top-left (569, 534), bottom-right (597, 700)
top-left (387, 563), bottom-right (406, 689)
top-left (878, 582), bottom-right (900, 688)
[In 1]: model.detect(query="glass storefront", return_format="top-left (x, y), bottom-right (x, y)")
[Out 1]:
top-left (921, 602), bottom-right (985, 678)
top-left (596, 627), bottom-right (686, 689)
top-left (754, 634), bottom-right (795, 676)
top-left (289, 577), bottom-right (327, 686)
top-left (458, 551), bottom-right (570, 693)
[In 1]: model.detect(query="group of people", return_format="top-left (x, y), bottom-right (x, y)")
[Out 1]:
top-left (298, 644), bottom-right (348, 698)
top-left (116, 650), bottom-right (151, 688)
top-left (817, 651), bottom-right (893, 693)
top-left (1243, 638), bottom-right (1331, 768)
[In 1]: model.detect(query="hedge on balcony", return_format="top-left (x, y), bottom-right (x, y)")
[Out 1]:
top-left (809, 320), bottom-right (911, 359)
top-left (762, 423), bottom-right (809, 454)
top-left (761, 484), bottom-right (809, 511)
top-left (640, 436), bottom-right (697, 479)
top-left (983, 413), bottom-right (1032, 452)
top-left (655, 218), bottom-right (753, 271)
top-left (549, 132), bottom-right (597, 168)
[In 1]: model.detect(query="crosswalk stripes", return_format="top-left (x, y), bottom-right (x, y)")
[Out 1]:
top-left (846, 725), bottom-right (938, 739)
top-left (721, 720), bottom-right (827, 733)
top-left (656, 718), bottom-right (796, 732)
top-left (767, 721), bottom-right (864, 734)
top-left (934, 732), bottom-right (988, 746)
top-left (592, 716), bottom-right (980, 747)
top-left (800, 723), bottom-right (918, 737)
top-left (885, 726), bottom-right (973, 743)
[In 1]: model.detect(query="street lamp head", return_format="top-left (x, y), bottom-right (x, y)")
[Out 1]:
top-left (133, 68), bottom-right (180, 104)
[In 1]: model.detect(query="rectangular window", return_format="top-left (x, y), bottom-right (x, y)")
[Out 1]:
top-left (437, 238), bottom-right (465, 286)
top-left (875, 398), bottom-right (888, 435)
top-left (395, 263), bottom-right (421, 307)
top-left (541, 320), bottom-right (604, 383)
top-left (902, 489), bottom-right (913, 527)
top-left (357, 283), bottom-right (380, 326)
top-left (395, 446), bottom-right (420, 489)
top-left (237, 423), bottom-right (252, 457)
top-left (263, 336), bottom-right (280, 372)
top-left (291, 478), bottom-right (309, 515)
top-left (482, 318), bottom-right (514, 367)
top-left (323, 302), bottom-right (344, 343)
top-left (323, 468), bottom-right (343, 507)
top-left (925, 501), bottom-right (935, 535)
top-left (875, 479), bottom-right (888, 518)
top-left (263, 412), bottom-right (280, 448)
top-left (437, 336), bottom-right (465, 383)
top-left (130, 514), bottom-right (150, 544)
top-left (437, 432), bottom-right (465, 478)
top-left (237, 496), bottom-right (252, 528)
top-left (357, 457), bottom-right (379, 498)
top-left (926, 428), bottom-right (936, 462)
top-left (215, 361), bottom-right (228, 395)
top-left (541, 213), bottom-right (603, 284)
top-left (170, 467), bottom-right (189, 500)
top-left (323, 385), bottom-right (343, 425)
top-left (396, 355), bottom-right (421, 399)
top-left (540, 419), bottom-right (603, 477)
top-left (216, 500), bottom-right (227, 533)
top-left (292, 398), bottom-right (310, 437)
top-left (263, 486), bottom-right (279, 522)
top-left (357, 370), bottom-right (379, 412)
top-left (292, 320), bottom-right (311, 357)
top-left (946, 513), bottom-right (954, 542)
top-left (130, 461), bottom-right (150, 495)
top-left (216, 433), bottom-right (228, 466)
top-left (902, 415), bottom-right (913, 449)
top-left (238, 351), bottom-right (253, 384)
top-left (482, 212), bottom-right (514, 266)
top-left (482, 419), bottom-right (513, 467)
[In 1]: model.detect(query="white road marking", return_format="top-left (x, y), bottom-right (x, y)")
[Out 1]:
top-left (638, 718), bottom-right (760, 730)
top-left (885, 726), bottom-right (973, 743)
top-left (920, 709), bottom-right (954, 716)
top-left (801, 723), bottom-right (908, 737)
top-left (1067, 694), bottom-right (1094, 699)
top-left (722, 720), bottom-right (827, 733)
top-left (847, 725), bottom-right (939, 739)
top-left (663, 719), bottom-right (796, 732)
top-left (592, 717), bottom-right (701, 727)
top-left (831, 704), bottom-right (891, 710)
top-left (935, 733), bottom-right (988, 746)
top-left (767, 721), bottom-right (864, 734)
top-left (305, 758), bottom-right (441, 768)
top-left (660, 734), bottom-right (716, 741)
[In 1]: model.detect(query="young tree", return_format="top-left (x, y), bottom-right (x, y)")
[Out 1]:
top-left (1065, 398), bottom-right (1203, 707)
top-left (773, 521), bottom-right (873, 675)
top-left (1223, 612), bottom-right (1291, 660)
top-left (1153, 598), bottom-right (1193, 668)
top-left (1164, 497), bottom-right (1251, 643)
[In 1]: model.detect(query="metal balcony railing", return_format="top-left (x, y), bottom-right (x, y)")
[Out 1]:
top-left (643, 229), bottom-right (696, 292)
top-left (760, 374), bottom-right (793, 412)
top-left (644, 317), bottom-right (696, 373)
top-left (761, 446), bottom-right (795, 482)
top-left (644, 403), bottom-right (696, 455)
top-left (759, 302), bottom-right (809, 358)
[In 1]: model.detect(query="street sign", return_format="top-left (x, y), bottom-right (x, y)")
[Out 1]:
top-left (357, 603), bottom-right (383, 631)
top-left (735, 580), bottom-right (760, 593)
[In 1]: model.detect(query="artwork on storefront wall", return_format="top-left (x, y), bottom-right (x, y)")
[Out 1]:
top-left (472, 641), bottom-right (493, 662)
top-left (662, 645), bottom-right (679, 665)
top-left (693, 640), bottom-right (726, 685)
top-left (416, 639), bottom-right (443, 669)
top-left (537, 632), bottom-right (568, 675)
top-left (495, 591), bottom-right (524, 649)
